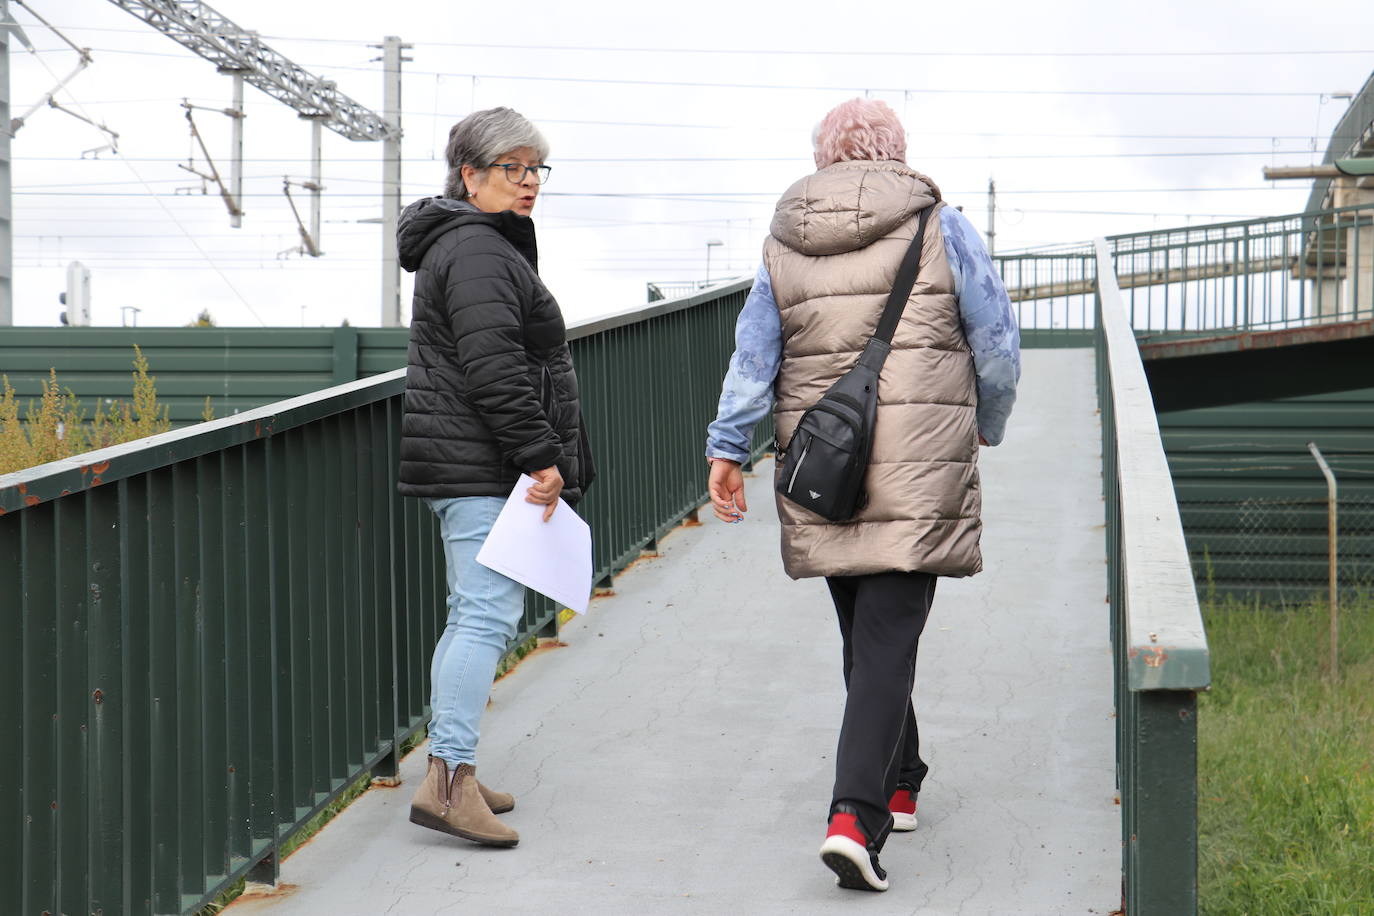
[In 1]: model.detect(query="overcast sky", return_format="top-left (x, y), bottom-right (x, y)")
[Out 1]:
top-left (7, 0), bottom-right (1374, 328)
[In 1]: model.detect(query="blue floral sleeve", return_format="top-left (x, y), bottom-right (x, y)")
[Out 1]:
top-left (705, 210), bottom-right (1020, 460)
top-left (704, 262), bottom-right (782, 463)
top-left (940, 206), bottom-right (1021, 446)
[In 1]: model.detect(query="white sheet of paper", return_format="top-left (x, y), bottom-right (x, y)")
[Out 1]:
top-left (475, 474), bottom-right (593, 615)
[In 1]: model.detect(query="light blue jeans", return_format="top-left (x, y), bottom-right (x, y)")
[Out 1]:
top-left (426, 496), bottom-right (525, 766)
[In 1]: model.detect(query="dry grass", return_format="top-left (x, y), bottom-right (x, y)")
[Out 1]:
top-left (0, 345), bottom-right (172, 475)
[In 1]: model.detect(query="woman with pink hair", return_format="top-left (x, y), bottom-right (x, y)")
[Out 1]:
top-left (705, 98), bottom-right (1020, 893)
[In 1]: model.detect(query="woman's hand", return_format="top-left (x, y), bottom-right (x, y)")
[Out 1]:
top-left (707, 458), bottom-right (748, 524)
top-left (526, 465), bottom-right (564, 521)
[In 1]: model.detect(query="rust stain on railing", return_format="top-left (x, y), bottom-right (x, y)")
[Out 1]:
top-left (1129, 645), bottom-right (1171, 668)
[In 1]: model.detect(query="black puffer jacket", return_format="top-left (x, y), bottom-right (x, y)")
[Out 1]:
top-left (397, 197), bottom-right (595, 505)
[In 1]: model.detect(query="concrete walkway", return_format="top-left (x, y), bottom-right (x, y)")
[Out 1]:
top-left (228, 349), bottom-right (1118, 916)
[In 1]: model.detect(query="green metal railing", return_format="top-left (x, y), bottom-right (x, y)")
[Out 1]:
top-left (0, 278), bottom-right (767, 916)
top-left (996, 244), bottom-right (1098, 338)
top-left (1095, 238), bottom-right (1212, 914)
top-left (997, 202), bottom-right (1374, 340)
top-left (1113, 204), bottom-right (1374, 338)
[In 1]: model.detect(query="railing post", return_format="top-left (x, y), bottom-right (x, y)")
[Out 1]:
top-left (537, 613), bottom-right (560, 639)
top-left (247, 849), bottom-right (279, 886)
top-left (372, 743), bottom-right (400, 784)
top-left (1308, 442), bottom-right (1340, 680)
top-left (1126, 690), bottom-right (1199, 915)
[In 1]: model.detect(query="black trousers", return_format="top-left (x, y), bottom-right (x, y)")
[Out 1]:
top-left (826, 570), bottom-right (936, 849)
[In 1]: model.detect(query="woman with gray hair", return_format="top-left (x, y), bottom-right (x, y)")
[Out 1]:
top-left (705, 98), bottom-right (1020, 892)
top-left (397, 106), bottom-right (595, 848)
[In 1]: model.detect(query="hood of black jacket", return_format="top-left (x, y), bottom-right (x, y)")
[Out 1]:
top-left (397, 197), bottom-right (539, 273)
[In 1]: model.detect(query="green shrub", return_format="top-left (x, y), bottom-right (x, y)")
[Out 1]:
top-left (0, 345), bottom-right (172, 475)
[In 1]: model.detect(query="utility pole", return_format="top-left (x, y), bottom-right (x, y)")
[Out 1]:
top-left (377, 36), bottom-right (410, 327)
top-left (107, 1), bottom-right (399, 319)
top-left (986, 178), bottom-right (996, 256)
top-left (226, 69), bottom-right (245, 227)
top-left (0, 0), bottom-right (22, 325)
top-left (308, 117), bottom-right (322, 248)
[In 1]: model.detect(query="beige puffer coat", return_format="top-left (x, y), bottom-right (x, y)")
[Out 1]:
top-left (764, 160), bottom-right (982, 579)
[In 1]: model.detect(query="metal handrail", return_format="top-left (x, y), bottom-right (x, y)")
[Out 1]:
top-left (1096, 237), bottom-right (1211, 915)
top-left (0, 370), bottom-right (406, 507)
top-left (1096, 237), bottom-right (1211, 692)
top-left (0, 278), bottom-right (758, 504)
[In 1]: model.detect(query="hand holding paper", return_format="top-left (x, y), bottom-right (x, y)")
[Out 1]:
top-left (525, 465), bottom-right (564, 521)
top-left (476, 474), bottom-right (593, 614)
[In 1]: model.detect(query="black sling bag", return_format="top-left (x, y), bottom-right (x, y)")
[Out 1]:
top-left (775, 204), bottom-right (935, 522)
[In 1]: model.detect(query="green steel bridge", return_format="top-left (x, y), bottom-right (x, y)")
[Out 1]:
top-left (4, 203), bottom-right (1374, 914)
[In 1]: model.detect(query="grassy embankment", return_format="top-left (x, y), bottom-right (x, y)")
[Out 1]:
top-left (1198, 593), bottom-right (1374, 914)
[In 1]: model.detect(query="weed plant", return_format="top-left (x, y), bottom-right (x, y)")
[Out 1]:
top-left (1198, 593), bottom-right (1374, 914)
top-left (0, 346), bottom-right (174, 475)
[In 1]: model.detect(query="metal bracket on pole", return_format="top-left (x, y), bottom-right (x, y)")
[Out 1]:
top-left (278, 117), bottom-right (327, 258)
top-left (281, 177), bottom-right (321, 258)
top-left (12, 54), bottom-right (90, 135)
top-left (178, 99), bottom-right (242, 224)
top-left (8, 2), bottom-right (112, 144)
top-left (46, 99), bottom-right (119, 156)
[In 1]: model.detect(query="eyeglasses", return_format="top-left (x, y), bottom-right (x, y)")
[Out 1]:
top-left (487, 163), bottom-right (552, 185)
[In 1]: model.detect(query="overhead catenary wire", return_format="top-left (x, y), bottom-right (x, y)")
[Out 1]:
top-left (11, 46), bottom-right (1350, 97)
top-left (21, 25), bottom-right (1374, 57)
top-left (11, 148), bottom-right (1331, 174)
top-left (8, 7), bottom-right (1345, 325)
top-left (7, 149), bottom-right (1326, 192)
top-left (14, 34), bottom-right (270, 325)
top-left (11, 126), bottom-right (1336, 144)
top-left (8, 186), bottom-right (1297, 199)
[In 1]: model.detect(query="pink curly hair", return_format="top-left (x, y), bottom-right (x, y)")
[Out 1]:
top-left (812, 98), bottom-right (907, 169)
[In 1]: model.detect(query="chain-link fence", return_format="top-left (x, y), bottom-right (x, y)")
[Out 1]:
top-left (1180, 495), bottom-right (1374, 602)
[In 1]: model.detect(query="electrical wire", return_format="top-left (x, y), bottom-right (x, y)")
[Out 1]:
top-left (11, 12), bottom-right (1346, 307)
top-left (16, 40), bottom-right (270, 325)
top-left (25, 24), bottom-right (1374, 57)
top-left (19, 46), bottom-right (1349, 97)
top-left (12, 146), bottom-right (1329, 166)
top-left (6, 149), bottom-right (1324, 194)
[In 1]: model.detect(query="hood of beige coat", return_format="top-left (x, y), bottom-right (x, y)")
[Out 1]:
top-left (769, 160), bottom-right (941, 257)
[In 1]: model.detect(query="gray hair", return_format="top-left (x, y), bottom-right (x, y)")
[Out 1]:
top-left (443, 107), bottom-right (550, 200)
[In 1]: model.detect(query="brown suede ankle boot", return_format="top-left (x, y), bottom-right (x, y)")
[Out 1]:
top-left (409, 756), bottom-right (519, 847)
top-left (478, 781), bottom-right (514, 814)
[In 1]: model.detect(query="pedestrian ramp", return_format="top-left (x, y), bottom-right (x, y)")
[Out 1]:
top-left (226, 348), bottom-right (1118, 915)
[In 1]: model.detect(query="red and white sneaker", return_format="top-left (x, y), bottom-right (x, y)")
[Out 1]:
top-left (819, 808), bottom-right (889, 892)
top-left (889, 786), bottom-right (919, 832)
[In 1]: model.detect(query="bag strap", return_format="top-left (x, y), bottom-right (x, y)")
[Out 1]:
top-left (872, 203), bottom-right (936, 346)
